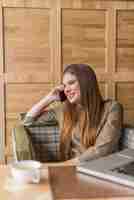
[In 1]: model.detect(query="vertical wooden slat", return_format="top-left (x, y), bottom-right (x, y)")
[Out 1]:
top-left (0, 3), bottom-right (5, 163)
top-left (50, 3), bottom-right (57, 86)
top-left (0, 2), bottom-right (3, 74)
top-left (44, 6), bottom-right (54, 85)
top-left (53, 0), bottom-right (62, 85)
top-left (0, 78), bottom-right (5, 164)
top-left (106, 8), bottom-right (116, 99)
top-left (106, 8), bottom-right (116, 73)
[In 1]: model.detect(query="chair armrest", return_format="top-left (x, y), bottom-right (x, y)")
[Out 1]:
top-left (12, 125), bottom-right (35, 161)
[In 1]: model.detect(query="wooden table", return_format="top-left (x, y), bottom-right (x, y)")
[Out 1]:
top-left (1, 164), bottom-right (134, 200)
top-left (49, 165), bottom-right (134, 200)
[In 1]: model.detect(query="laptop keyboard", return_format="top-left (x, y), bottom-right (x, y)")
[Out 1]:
top-left (111, 161), bottom-right (134, 176)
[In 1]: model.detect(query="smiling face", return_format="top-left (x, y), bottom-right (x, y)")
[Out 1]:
top-left (62, 72), bottom-right (81, 104)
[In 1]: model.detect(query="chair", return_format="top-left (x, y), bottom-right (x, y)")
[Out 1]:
top-left (119, 125), bottom-right (134, 150)
top-left (12, 112), bottom-right (60, 162)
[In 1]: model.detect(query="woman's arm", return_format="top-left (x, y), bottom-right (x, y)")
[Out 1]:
top-left (63, 157), bottom-right (80, 166)
top-left (25, 85), bottom-right (64, 118)
top-left (78, 102), bottom-right (123, 163)
top-left (21, 85), bottom-right (64, 126)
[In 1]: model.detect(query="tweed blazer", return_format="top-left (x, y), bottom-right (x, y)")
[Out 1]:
top-left (77, 100), bottom-right (123, 162)
top-left (53, 99), bottom-right (123, 162)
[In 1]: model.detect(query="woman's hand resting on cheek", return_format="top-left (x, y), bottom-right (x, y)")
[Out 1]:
top-left (48, 85), bottom-right (65, 102)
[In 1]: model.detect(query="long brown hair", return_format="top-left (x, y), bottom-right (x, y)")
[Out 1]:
top-left (60, 64), bottom-right (104, 160)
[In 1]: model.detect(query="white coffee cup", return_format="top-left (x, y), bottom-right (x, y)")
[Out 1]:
top-left (10, 160), bottom-right (42, 184)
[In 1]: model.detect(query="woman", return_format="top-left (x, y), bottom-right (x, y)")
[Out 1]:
top-left (23, 64), bottom-right (123, 164)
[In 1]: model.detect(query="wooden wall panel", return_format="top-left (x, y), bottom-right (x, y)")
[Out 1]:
top-left (0, 5), bottom-right (3, 74)
top-left (62, 9), bottom-right (106, 71)
top-left (6, 84), bottom-right (53, 117)
top-left (0, 4), bottom-right (5, 163)
top-left (116, 83), bottom-right (134, 110)
top-left (4, 8), bottom-right (52, 83)
top-left (124, 110), bottom-right (134, 125)
top-left (117, 10), bottom-right (134, 72)
top-left (116, 9), bottom-right (134, 126)
top-left (116, 83), bottom-right (134, 124)
top-left (0, 77), bottom-right (5, 163)
top-left (99, 82), bottom-right (107, 99)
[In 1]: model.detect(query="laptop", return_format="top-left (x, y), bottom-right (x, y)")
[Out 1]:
top-left (77, 148), bottom-right (134, 188)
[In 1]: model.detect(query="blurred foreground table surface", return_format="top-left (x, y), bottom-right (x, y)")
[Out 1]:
top-left (1, 164), bottom-right (134, 200)
top-left (0, 164), bottom-right (52, 200)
